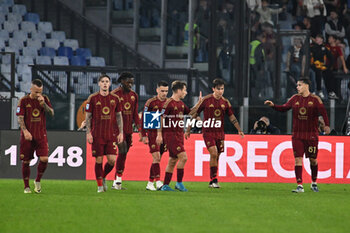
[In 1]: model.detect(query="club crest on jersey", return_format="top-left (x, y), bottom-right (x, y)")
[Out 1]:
top-left (131, 96), bottom-right (135, 101)
top-left (96, 101), bottom-right (101, 105)
top-left (32, 108), bottom-right (40, 117)
top-left (214, 109), bottom-right (221, 117)
top-left (308, 101), bottom-right (314, 106)
top-left (124, 102), bottom-right (131, 110)
top-left (299, 107), bottom-right (307, 115)
top-left (102, 107), bottom-right (110, 115)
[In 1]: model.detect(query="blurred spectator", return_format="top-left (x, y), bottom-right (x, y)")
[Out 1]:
top-left (246, 0), bottom-right (262, 11)
top-left (250, 33), bottom-right (267, 98)
top-left (325, 10), bottom-right (345, 41)
top-left (256, 0), bottom-right (285, 25)
top-left (250, 116), bottom-right (281, 134)
top-left (113, 0), bottom-right (133, 10)
top-left (184, 21), bottom-right (200, 60)
top-left (324, 0), bottom-right (341, 14)
top-left (342, 1), bottom-right (350, 46)
top-left (303, 0), bottom-right (327, 37)
top-left (195, 0), bottom-right (210, 62)
top-left (302, 17), bottom-right (317, 41)
top-left (319, 116), bottom-right (337, 135)
top-left (310, 34), bottom-right (335, 99)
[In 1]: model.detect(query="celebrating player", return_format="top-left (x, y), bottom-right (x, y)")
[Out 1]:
top-left (265, 78), bottom-right (330, 193)
top-left (85, 74), bottom-right (123, 193)
top-left (141, 81), bottom-right (169, 191)
top-left (17, 79), bottom-right (54, 194)
top-left (156, 80), bottom-right (190, 191)
top-left (189, 78), bottom-right (244, 188)
top-left (111, 72), bottom-right (141, 190)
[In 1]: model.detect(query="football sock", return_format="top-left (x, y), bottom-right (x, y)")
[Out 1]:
top-left (164, 172), bottom-right (172, 185)
top-left (103, 163), bottom-right (114, 178)
top-left (310, 164), bottom-right (318, 182)
top-left (154, 163), bottom-right (160, 181)
top-left (295, 165), bottom-right (303, 185)
top-left (116, 153), bottom-right (127, 177)
top-left (95, 163), bottom-right (103, 186)
top-left (210, 166), bottom-right (218, 180)
top-left (35, 161), bottom-right (48, 182)
top-left (177, 168), bottom-right (184, 183)
top-left (22, 162), bottom-right (30, 188)
top-left (149, 164), bottom-right (154, 182)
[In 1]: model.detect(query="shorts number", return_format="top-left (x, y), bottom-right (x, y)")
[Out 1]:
top-left (308, 146), bottom-right (316, 154)
top-left (113, 142), bottom-right (117, 150)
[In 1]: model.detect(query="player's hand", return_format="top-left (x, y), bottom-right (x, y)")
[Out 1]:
top-left (87, 132), bottom-right (93, 144)
top-left (238, 131), bottom-right (245, 138)
top-left (324, 126), bottom-right (331, 135)
top-left (185, 131), bottom-right (190, 140)
top-left (117, 133), bottom-right (123, 144)
top-left (138, 132), bottom-right (143, 142)
top-left (198, 91), bottom-right (202, 102)
top-left (264, 100), bottom-right (274, 107)
top-left (23, 130), bottom-right (32, 141)
top-left (156, 135), bottom-right (163, 146)
top-left (37, 95), bottom-right (45, 106)
top-left (344, 67), bottom-right (349, 74)
top-left (142, 136), bottom-right (149, 144)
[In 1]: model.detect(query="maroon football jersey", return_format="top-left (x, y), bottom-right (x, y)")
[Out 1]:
top-left (161, 98), bottom-right (190, 134)
top-left (85, 92), bottom-right (121, 140)
top-left (141, 96), bottom-right (167, 137)
top-left (17, 94), bottom-right (52, 140)
top-left (112, 87), bottom-right (141, 135)
top-left (273, 94), bottom-right (329, 140)
top-left (193, 94), bottom-right (234, 138)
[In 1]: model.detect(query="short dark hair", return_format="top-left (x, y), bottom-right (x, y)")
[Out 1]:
top-left (316, 34), bottom-right (323, 40)
top-left (32, 79), bottom-right (43, 87)
top-left (171, 80), bottom-right (187, 92)
top-left (118, 72), bottom-right (134, 83)
top-left (298, 78), bottom-right (311, 86)
top-left (212, 78), bottom-right (226, 88)
top-left (98, 74), bottom-right (110, 82)
top-left (157, 80), bottom-right (168, 87)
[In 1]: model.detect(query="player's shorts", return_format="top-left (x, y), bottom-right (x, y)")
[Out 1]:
top-left (164, 132), bottom-right (185, 158)
top-left (92, 138), bottom-right (117, 157)
top-left (20, 136), bottom-right (48, 161)
top-left (147, 131), bottom-right (167, 154)
top-left (292, 138), bottom-right (318, 158)
top-left (203, 135), bottom-right (224, 153)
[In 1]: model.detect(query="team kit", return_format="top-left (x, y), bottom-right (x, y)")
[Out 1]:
top-left (16, 72), bottom-right (329, 194)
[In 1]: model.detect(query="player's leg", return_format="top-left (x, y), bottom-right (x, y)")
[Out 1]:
top-left (175, 151), bottom-right (188, 192)
top-left (34, 138), bottom-right (49, 194)
top-left (20, 139), bottom-right (34, 193)
top-left (146, 151), bottom-right (161, 191)
top-left (291, 138), bottom-right (304, 193)
top-left (112, 140), bottom-right (128, 189)
top-left (208, 144), bottom-right (220, 188)
top-left (95, 156), bottom-right (104, 193)
top-left (102, 140), bottom-right (118, 191)
top-left (161, 156), bottom-right (178, 191)
top-left (306, 140), bottom-right (319, 192)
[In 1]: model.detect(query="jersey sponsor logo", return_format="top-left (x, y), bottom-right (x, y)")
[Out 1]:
top-left (299, 107), bottom-right (307, 115)
top-left (32, 108), bottom-right (40, 117)
top-left (16, 107), bottom-right (20, 113)
top-left (26, 104), bottom-right (31, 108)
top-left (102, 107), bottom-right (110, 115)
top-left (143, 110), bottom-right (162, 129)
top-left (131, 96), bottom-right (135, 101)
top-left (86, 103), bottom-right (90, 110)
top-left (214, 109), bottom-right (221, 117)
top-left (124, 102), bottom-right (131, 110)
top-left (96, 101), bottom-right (101, 105)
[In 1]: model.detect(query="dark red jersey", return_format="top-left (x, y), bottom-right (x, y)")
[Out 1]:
top-left (85, 92), bottom-right (121, 140)
top-left (141, 96), bottom-right (167, 137)
top-left (112, 87), bottom-right (141, 135)
top-left (16, 94), bottom-right (52, 140)
top-left (161, 98), bottom-right (190, 134)
top-left (326, 44), bottom-right (343, 70)
top-left (273, 94), bottom-right (329, 140)
top-left (192, 94), bottom-right (234, 139)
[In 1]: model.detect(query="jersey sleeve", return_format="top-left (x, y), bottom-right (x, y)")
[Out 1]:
top-left (184, 103), bottom-right (190, 115)
top-left (316, 97), bottom-right (330, 127)
top-left (16, 97), bottom-right (25, 116)
top-left (141, 98), bottom-right (152, 137)
top-left (225, 99), bottom-right (234, 117)
top-left (85, 95), bottom-right (94, 113)
top-left (44, 95), bottom-right (52, 108)
top-left (273, 95), bottom-right (295, 112)
top-left (133, 94), bottom-right (141, 129)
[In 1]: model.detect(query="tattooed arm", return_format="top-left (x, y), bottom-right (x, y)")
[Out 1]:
top-left (38, 95), bottom-right (54, 116)
top-left (85, 112), bottom-right (93, 144)
top-left (116, 112), bottom-right (124, 144)
top-left (229, 114), bottom-right (244, 138)
top-left (18, 116), bottom-right (32, 141)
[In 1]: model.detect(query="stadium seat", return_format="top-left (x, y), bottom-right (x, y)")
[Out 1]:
top-left (0, 13), bottom-right (5, 24)
top-left (8, 38), bottom-right (24, 49)
top-left (53, 56), bottom-right (69, 65)
top-left (1, 63), bottom-right (11, 77)
top-left (35, 55), bottom-right (51, 65)
top-left (0, 37), bottom-right (5, 49)
top-left (70, 55), bottom-right (86, 66)
top-left (89, 57), bottom-right (105, 67)
top-left (76, 48), bottom-right (92, 59)
top-left (22, 46), bottom-right (38, 57)
top-left (3, 21), bottom-right (18, 32)
top-left (57, 46), bottom-right (73, 59)
top-left (4, 46), bottom-right (19, 55)
top-left (0, 0), bottom-right (14, 5)
top-left (0, 29), bottom-right (9, 39)
top-left (19, 80), bottom-right (31, 91)
top-left (11, 4), bottom-right (26, 16)
top-left (38, 21), bottom-right (53, 34)
top-left (18, 55), bottom-right (34, 65)
top-left (6, 13), bottom-right (22, 24)
top-left (20, 21), bottom-right (36, 33)
top-left (12, 30), bottom-right (27, 41)
top-left (24, 12), bottom-right (40, 24)
top-left (51, 31), bottom-right (66, 42)
top-left (0, 5), bottom-right (9, 14)
top-left (16, 64), bottom-right (31, 75)
top-left (45, 38), bottom-right (60, 50)
top-left (26, 39), bottom-right (43, 50)
top-left (0, 53), bottom-right (11, 64)
top-left (64, 39), bottom-right (79, 50)
top-left (39, 47), bottom-right (56, 58)
top-left (30, 31), bottom-right (46, 41)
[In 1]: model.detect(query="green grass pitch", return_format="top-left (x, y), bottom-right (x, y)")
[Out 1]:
top-left (0, 179), bottom-right (349, 233)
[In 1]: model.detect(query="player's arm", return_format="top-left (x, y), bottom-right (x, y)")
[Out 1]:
top-left (85, 112), bottom-right (93, 144)
top-left (38, 95), bottom-right (54, 116)
top-left (18, 115), bottom-right (32, 141)
top-left (265, 96), bottom-right (294, 112)
top-left (229, 114), bottom-right (244, 138)
top-left (116, 111), bottom-right (124, 143)
top-left (316, 96), bottom-right (331, 134)
top-left (189, 91), bottom-right (203, 117)
top-left (140, 102), bottom-right (150, 144)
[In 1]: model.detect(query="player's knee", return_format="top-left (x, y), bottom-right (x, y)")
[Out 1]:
top-left (153, 157), bottom-right (160, 163)
top-left (295, 157), bottom-right (302, 166)
top-left (95, 156), bottom-right (103, 164)
top-left (211, 153), bottom-right (218, 160)
top-left (310, 158), bottom-right (318, 166)
top-left (40, 157), bottom-right (48, 163)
